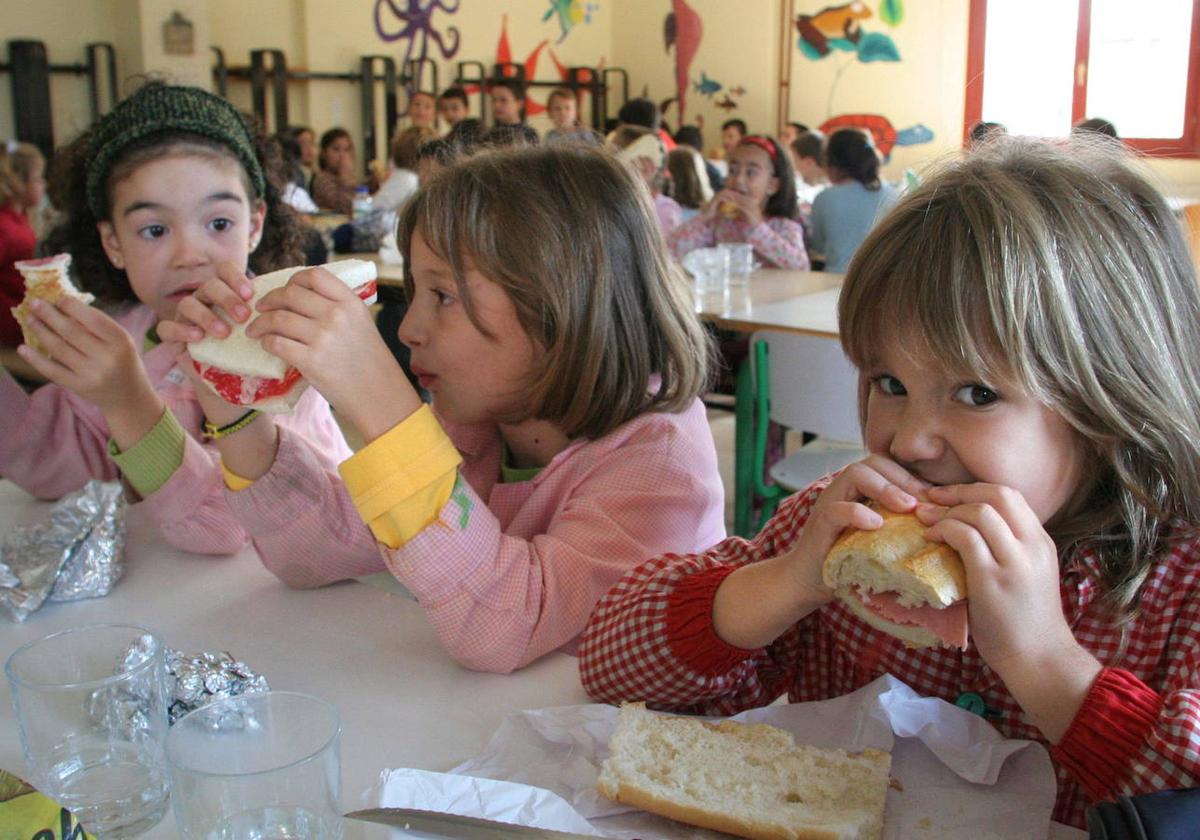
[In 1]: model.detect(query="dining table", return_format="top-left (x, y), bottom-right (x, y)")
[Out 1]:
top-left (0, 480), bottom-right (1088, 839)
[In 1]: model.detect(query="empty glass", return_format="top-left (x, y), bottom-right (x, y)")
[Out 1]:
top-left (165, 691), bottom-right (342, 840)
top-left (682, 247), bottom-right (730, 293)
top-left (720, 243), bottom-right (755, 286)
top-left (5, 624), bottom-right (171, 838)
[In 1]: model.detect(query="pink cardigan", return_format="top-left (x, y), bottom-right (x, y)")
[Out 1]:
top-left (0, 303), bottom-right (352, 555)
top-left (224, 399), bottom-right (727, 672)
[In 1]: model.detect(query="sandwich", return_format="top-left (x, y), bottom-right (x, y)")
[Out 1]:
top-left (719, 200), bottom-right (741, 219)
top-left (598, 702), bottom-right (891, 840)
top-left (823, 508), bottom-right (968, 649)
top-left (11, 254), bottom-right (96, 353)
top-left (187, 259), bottom-right (378, 413)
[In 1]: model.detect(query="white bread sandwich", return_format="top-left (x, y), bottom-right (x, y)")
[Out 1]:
top-left (823, 508), bottom-right (968, 649)
top-left (11, 254), bottom-right (95, 353)
top-left (187, 259), bottom-right (378, 413)
top-left (597, 702), bottom-right (891, 840)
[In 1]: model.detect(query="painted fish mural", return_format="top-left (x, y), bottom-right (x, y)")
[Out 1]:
top-left (715, 94), bottom-right (738, 112)
top-left (542, 0), bottom-right (597, 44)
top-left (664, 0), bottom-right (702, 122)
top-left (693, 72), bottom-right (721, 97)
top-left (796, 2), bottom-right (872, 57)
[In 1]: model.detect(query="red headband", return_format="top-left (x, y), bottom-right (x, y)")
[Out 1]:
top-left (740, 135), bottom-right (778, 162)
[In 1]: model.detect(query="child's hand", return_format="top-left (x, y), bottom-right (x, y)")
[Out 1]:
top-left (18, 297), bottom-right (156, 414)
top-left (714, 189), bottom-right (764, 227)
top-left (157, 262), bottom-right (254, 344)
top-left (915, 484), bottom-right (1074, 673)
top-left (249, 267), bottom-right (421, 441)
top-left (781, 455), bottom-right (929, 597)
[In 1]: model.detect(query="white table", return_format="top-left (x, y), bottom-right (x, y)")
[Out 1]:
top-left (0, 482), bottom-right (589, 838)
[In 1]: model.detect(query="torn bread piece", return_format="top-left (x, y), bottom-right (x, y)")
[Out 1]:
top-left (12, 254), bottom-right (95, 353)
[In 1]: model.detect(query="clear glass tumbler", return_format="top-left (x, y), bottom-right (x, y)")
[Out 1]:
top-left (5, 624), bottom-right (171, 838)
top-left (165, 691), bottom-right (342, 840)
top-left (720, 242), bottom-right (755, 286)
top-left (684, 246), bottom-right (731, 293)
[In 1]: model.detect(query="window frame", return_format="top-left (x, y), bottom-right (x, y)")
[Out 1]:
top-left (964, 0), bottom-right (1200, 156)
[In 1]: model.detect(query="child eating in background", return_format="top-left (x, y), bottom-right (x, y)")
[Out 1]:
top-left (0, 142), bottom-right (45, 347)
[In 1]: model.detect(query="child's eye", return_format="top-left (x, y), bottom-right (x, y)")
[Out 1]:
top-left (433, 288), bottom-right (455, 306)
top-left (138, 224), bottom-right (167, 240)
top-left (954, 384), bottom-right (999, 406)
top-left (209, 218), bottom-right (234, 232)
top-left (874, 374), bottom-right (906, 396)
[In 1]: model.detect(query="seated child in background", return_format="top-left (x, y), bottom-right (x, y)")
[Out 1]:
top-left (674, 125), bottom-right (723, 191)
top-left (779, 121), bottom-right (808, 148)
top-left (788, 130), bottom-right (828, 256)
top-left (718, 118), bottom-right (746, 160)
top-left (809, 128), bottom-right (897, 273)
top-left (544, 88), bottom-right (601, 146)
top-left (579, 136), bottom-right (1200, 829)
top-left (374, 125), bottom-right (438, 213)
top-left (666, 147), bottom-right (712, 223)
top-left (669, 135), bottom-right (808, 270)
top-left (310, 127), bottom-right (366, 215)
top-left (437, 87), bottom-right (469, 130)
top-left (1, 83), bottom-right (350, 554)
top-left (489, 79), bottom-right (539, 146)
top-left (405, 91), bottom-right (437, 130)
top-left (0, 141), bottom-right (45, 347)
top-left (610, 126), bottom-right (683, 237)
top-left (162, 145), bottom-right (726, 674)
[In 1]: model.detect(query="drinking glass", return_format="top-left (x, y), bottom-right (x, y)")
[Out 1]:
top-left (683, 247), bottom-right (730, 293)
top-left (166, 691), bottom-right (342, 840)
top-left (720, 242), bottom-right (755, 286)
top-left (5, 624), bottom-right (171, 838)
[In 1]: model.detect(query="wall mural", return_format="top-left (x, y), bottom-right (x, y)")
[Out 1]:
top-left (795, 1), bottom-right (932, 156)
top-left (543, 0), bottom-right (600, 44)
top-left (374, 0), bottom-right (462, 66)
top-left (663, 0), bottom-right (702, 123)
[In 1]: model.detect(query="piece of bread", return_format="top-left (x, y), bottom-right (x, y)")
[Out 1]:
top-left (188, 259), bottom-right (377, 380)
top-left (597, 702), bottom-right (891, 840)
top-left (719, 200), bottom-right (740, 219)
top-left (11, 254), bottom-right (95, 353)
top-left (823, 509), bottom-right (967, 648)
top-left (615, 132), bottom-right (665, 171)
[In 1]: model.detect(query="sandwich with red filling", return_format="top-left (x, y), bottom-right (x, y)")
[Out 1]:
top-left (187, 259), bottom-right (378, 413)
top-left (823, 507), bottom-right (969, 649)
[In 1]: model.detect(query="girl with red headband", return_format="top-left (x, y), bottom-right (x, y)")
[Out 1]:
top-left (668, 134), bottom-right (808, 270)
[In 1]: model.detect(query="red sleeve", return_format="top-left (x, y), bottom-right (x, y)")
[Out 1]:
top-left (666, 565), bottom-right (762, 674)
top-left (1051, 667), bottom-right (1165, 800)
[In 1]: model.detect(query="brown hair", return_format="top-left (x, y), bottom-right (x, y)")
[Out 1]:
top-left (0, 142), bottom-right (43, 207)
top-left (390, 125), bottom-right (439, 169)
top-left (666, 147), bottom-right (707, 209)
top-left (397, 144), bottom-right (711, 439)
top-left (839, 135), bottom-right (1200, 623)
top-left (43, 118), bottom-right (303, 306)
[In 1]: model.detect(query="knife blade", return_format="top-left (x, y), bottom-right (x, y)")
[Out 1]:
top-left (344, 807), bottom-right (607, 839)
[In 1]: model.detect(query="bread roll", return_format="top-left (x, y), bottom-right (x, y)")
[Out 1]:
top-left (823, 508), bottom-right (968, 648)
top-left (598, 702), bottom-right (891, 840)
top-left (11, 254), bottom-right (95, 353)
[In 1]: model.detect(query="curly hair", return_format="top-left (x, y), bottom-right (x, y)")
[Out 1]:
top-left (43, 109), bottom-right (304, 306)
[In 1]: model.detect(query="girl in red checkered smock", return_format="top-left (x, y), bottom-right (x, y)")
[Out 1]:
top-left (579, 135), bottom-right (1200, 829)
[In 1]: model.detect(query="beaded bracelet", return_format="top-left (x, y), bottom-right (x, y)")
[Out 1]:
top-left (201, 409), bottom-right (261, 440)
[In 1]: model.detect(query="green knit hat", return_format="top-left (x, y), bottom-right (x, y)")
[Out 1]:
top-left (85, 84), bottom-right (265, 218)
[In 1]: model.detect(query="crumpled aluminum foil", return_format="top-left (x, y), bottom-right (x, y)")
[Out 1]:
top-left (0, 480), bottom-right (126, 622)
top-left (99, 641), bottom-right (270, 737)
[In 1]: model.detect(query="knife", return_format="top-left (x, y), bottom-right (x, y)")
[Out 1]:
top-left (345, 808), bottom-right (607, 839)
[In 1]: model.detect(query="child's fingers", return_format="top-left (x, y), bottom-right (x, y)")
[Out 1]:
top-left (56, 297), bottom-right (125, 342)
top-left (258, 334), bottom-right (308, 369)
top-left (255, 279), bottom-right (334, 320)
top-left (826, 459), bottom-right (919, 513)
top-left (16, 342), bottom-right (77, 383)
top-left (194, 277), bottom-right (252, 324)
top-left (926, 483), bottom-right (1042, 540)
top-left (281, 267), bottom-right (354, 305)
top-left (245, 309), bottom-right (318, 344)
top-left (173, 295), bottom-right (233, 339)
top-left (155, 318), bottom-right (206, 344)
top-left (214, 261), bottom-right (255, 301)
top-left (26, 302), bottom-right (98, 362)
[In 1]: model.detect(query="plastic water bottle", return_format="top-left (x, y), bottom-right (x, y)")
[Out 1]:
top-left (352, 185), bottom-right (373, 219)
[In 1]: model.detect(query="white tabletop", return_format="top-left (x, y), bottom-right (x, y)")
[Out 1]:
top-left (0, 482), bottom-right (589, 838)
top-left (693, 269), bottom-right (843, 337)
top-left (0, 482), bottom-right (1085, 839)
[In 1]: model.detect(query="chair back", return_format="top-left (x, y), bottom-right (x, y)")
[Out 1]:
top-left (750, 330), bottom-right (862, 444)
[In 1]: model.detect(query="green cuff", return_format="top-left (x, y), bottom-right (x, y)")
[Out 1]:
top-left (107, 408), bottom-right (187, 497)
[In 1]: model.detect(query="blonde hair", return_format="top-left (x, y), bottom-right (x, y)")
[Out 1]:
top-left (390, 125), bottom-right (438, 170)
top-left (840, 135), bottom-right (1200, 622)
top-left (398, 144), bottom-right (711, 439)
top-left (0, 142), bottom-right (43, 207)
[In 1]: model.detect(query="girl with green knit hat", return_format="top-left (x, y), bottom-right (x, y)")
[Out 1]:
top-left (0, 82), bottom-right (353, 556)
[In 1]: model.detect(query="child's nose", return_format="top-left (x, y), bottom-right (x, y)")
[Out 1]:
top-left (396, 307), bottom-right (422, 348)
top-left (172, 229), bottom-right (208, 267)
top-left (888, 406), bottom-right (943, 464)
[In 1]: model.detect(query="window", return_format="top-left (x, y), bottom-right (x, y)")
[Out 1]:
top-left (965, 0), bottom-right (1200, 155)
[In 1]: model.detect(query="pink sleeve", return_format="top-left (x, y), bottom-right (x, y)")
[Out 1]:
top-left (384, 424), bottom-right (727, 674)
top-left (668, 213), bottom-right (716, 259)
top-left (578, 483), bottom-right (823, 711)
top-left (747, 218), bottom-right (810, 270)
top-left (223, 425), bottom-right (384, 587)
top-left (0, 372), bottom-right (119, 498)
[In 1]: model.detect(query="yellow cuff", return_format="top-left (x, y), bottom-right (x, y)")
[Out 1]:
top-left (338, 405), bottom-right (463, 548)
top-left (221, 461), bottom-right (255, 491)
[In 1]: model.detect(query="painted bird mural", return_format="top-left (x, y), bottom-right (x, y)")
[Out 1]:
top-left (664, 0), bottom-right (703, 122)
top-left (796, 2), bottom-right (872, 57)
